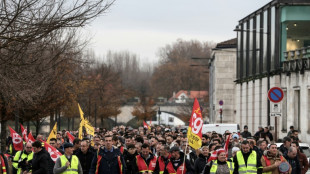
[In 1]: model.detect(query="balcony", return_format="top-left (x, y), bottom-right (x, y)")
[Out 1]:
top-left (283, 46), bottom-right (310, 75)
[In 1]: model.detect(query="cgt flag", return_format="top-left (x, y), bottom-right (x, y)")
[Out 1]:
top-left (20, 124), bottom-right (28, 142)
top-left (66, 131), bottom-right (75, 144)
top-left (47, 122), bottom-right (57, 144)
top-left (41, 141), bottom-right (62, 163)
top-left (28, 132), bottom-right (36, 144)
top-left (8, 126), bottom-right (23, 151)
top-left (187, 98), bottom-right (203, 150)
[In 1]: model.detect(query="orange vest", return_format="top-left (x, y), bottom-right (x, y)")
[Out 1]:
top-left (166, 161), bottom-right (186, 174)
top-left (158, 155), bottom-right (171, 174)
top-left (136, 155), bottom-right (157, 173)
top-left (263, 155), bottom-right (284, 166)
top-left (0, 155), bottom-right (7, 174)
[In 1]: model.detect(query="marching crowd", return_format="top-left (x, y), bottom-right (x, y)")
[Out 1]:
top-left (0, 124), bottom-right (309, 174)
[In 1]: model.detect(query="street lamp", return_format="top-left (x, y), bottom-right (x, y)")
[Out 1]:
top-left (158, 107), bottom-right (161, 126)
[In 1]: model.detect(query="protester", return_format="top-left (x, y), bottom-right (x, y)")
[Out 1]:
top-left (165, 146), bottom-right (193, 174)
top-left (123, 144), bottom-right (137, 174)
top-left (261, 143), bottom-right (291, 174)
top-left (291, 141), bottom-right (309, 174)
top-left (154, 144), bottom-right (171, 174)
top-left (53, 143), bottom-right (83, 174)
top-left (89, 135), bottom-right (126, 174)
top-left (241, 125), bottom-right (252, 139)
top-left (75, 140), bottom-right (94, 174)
top-left (279, 136), bottom-right (291, 157)
top-left (284, 147), bottom-right (301, 174)
top-left (233, 140), bottom-right (263, 174)
top-left (31, 141), bottom-right (49, 174)
top-left (202, 148), bottom-right (234, 174)
top-left (194, 146), bottom-right (209, 174)
top-left (12, 142), bottom-right (33, 174)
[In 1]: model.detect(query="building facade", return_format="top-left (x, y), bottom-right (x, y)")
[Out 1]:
top-left (209, 39), bottom-right (237, 124)
top-left (235, 0), bottom-right (310, 142)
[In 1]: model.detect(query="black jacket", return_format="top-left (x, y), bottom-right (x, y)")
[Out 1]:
top-left (233, 149), bottom-right (262, 174)
top-left (76, 148), bottom-right (95, 174)
top-left (241, 131), bottom-right (252, 139)
top-left (284, 153), bottom-right (301, 174)
top-left (279, 144), bottom-right (289, 157)
top-left (194, 154), bottom-right (209, 174)
top-left (32, 148), bottom-right (50, 174)
top-left (123, 150), bottom-right (138, 174)
top-left (89, 147), bottom-right (126, 174)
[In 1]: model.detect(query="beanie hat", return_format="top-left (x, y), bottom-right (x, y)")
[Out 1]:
top-left (216, 148), bottom-right (226, 156)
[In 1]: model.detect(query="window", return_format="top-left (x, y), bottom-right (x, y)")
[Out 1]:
top-left (168, 117), bottom-right (174, 123)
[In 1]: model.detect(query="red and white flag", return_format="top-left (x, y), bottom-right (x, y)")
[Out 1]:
top-left (208, 151), bottom-right (218, 162)
top-left (187, 98), bottom-right (203, 150)
top-left (20, 124), bottom-right (28, 142)
top-left (66, 131), bottom-right (75, 144)
top-left (41, 141), bottom-right (62, 162)
top-left (27, 132), bottom-right (36, 144)
top-left (8, 126), bottom-right (23, 151)
top-left (224, 134), bottom-right (231, 154)
top-left (143, 121), bottom-right (150, 130)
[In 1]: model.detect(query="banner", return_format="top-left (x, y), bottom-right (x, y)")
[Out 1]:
top-left (20, 124), bottom-right (28, 142)
top-left (28, 132), bottom-right (36, 144)
top-left (143, 121), bottom-right (150, 130)
top-left (78, 103), bottom-right (84, 139)
top-left (8, 126), bottom-right (23, 151)
top-left (41, 141), bottom-right (62, 162)
top-left (187, 98), bottom-right (203, 150)
top-left (66, 131), bottom-right (75, 144)
top-left (46, 122), bottom-right (57, 144)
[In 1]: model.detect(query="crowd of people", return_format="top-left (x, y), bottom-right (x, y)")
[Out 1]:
top-left (0, 124), bottom-right (309, 174)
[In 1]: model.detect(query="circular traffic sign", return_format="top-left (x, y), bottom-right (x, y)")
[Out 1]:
top-left (219, 100), bottom-right (224, 105)
top-left (268, 87), bottom-right (284, 103)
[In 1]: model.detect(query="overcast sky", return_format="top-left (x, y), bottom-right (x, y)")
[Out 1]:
top-left (82, 0), bottom-right (271, 64)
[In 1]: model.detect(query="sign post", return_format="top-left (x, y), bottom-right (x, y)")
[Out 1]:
top-left (219, 100), bottom-right (223, 123)
top-left (267, 87), bottom-right (284, 143)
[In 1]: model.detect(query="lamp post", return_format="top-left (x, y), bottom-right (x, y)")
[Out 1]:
top-left (158, 107), bottom-right (161, 126)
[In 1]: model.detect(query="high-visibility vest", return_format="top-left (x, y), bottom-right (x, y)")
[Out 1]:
top-left (0, 155), bottom-right (7, 174)
top-left (136, 155), bottom-right (157, 173)
top-left (262, 155), bottom-right (284, 174)
top-left (158, 156), bottom-right (170, 174)
top-left (210, 160), bottom-right (234, 174)
top-left (12, 150), bottom-right (34, 174)
top-left (60, 155), bottom-right (79, 174)
top-left (236, 151), bottom-right (258, 174)
top-left (166, 161), bottom-right (186, 174)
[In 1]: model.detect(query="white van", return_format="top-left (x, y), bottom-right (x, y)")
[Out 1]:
top-left (202, 124), bottom-right (240, 134)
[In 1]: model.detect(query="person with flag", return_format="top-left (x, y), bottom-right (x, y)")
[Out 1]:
top-left (12, 142), bottom-right (33, 174)
top-left (154, 144), bottom-right (170, 174)
top-left (202, 149), bottom-right (234, 174)
top-left (165, 146), bottom-right (193, 174)
top-left (53, 143), bottom-right (83, 174)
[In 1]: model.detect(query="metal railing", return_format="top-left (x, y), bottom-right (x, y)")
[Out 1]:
top-left (283, 46), bottom-right (310, 74)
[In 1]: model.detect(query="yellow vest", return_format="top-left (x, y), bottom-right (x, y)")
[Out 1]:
top-left (210, 160), bottom-right (234, 174)
top-left (12, 151), bottom-right (33, 174)
top-left (236, 151), bottom-right (257, 174)
top-left (60, 155), bottom-right (79, 174)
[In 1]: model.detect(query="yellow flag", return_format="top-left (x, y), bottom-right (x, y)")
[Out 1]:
top-left (79, 119), bottom-right (84, 139)
top-left (47, 122), bottom-right (57, 143)
top-left (187, 98), bottom-right (203, 150)
top-left (78, 103), bottom-right (85, 120)
top-left (84, 119), bottom-right (94, 136)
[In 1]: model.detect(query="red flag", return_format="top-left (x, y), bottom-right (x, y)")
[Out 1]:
top-left (41, 141), bottom-right (62, 162)
top-left (20, 124), bottom-right (28, 142)
top-left (208, 151), bottom-right (218, 162)
top-left (187, 98), bottom-right (203, 149)
top-left (143, 121), bottom-right (150, 130)
top-left (66, 131), bottom-right (75, 143)
top-left (8, 126), bottom-right (23, 151)
top-left (27, 132), bottom-right (36, 144)
top-left (224, 134), bottom-right (231, 154)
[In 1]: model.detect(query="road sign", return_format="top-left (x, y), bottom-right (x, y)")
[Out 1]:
top-left (268, 87), bottom-right (284, 103)
top-left (219, 100), bottom-right (224, 105)
top-left (270, 113), bottom-right (282, 117)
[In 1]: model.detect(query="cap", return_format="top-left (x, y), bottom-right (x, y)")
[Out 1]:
top-left (232, 134), bottom-right (239, 139)
top-left (63, 143), bottom-right (73, 149)
top-left (169, 146), bottom-right (180, 152)
top-left (232, 147), bottom-right (240, 153)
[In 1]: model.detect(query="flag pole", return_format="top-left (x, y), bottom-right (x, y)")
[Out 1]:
top-left (182, 138), bottom-right (189, 174)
